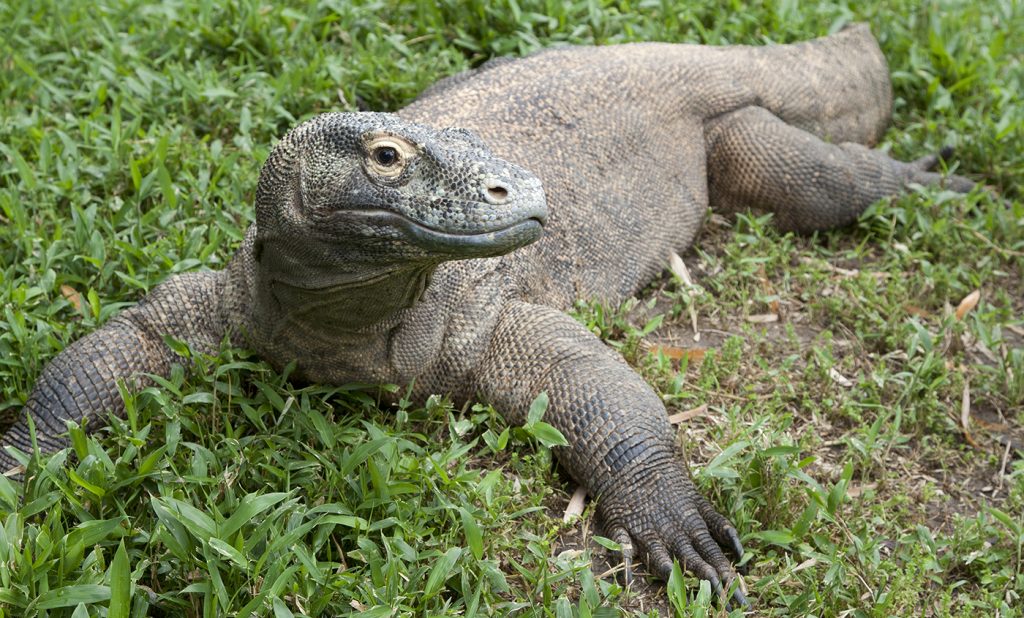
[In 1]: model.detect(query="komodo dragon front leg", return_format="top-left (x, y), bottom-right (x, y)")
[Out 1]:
top-left (475, 302), bottom-right (747, 606)
top-left (0, 273), bottom-right (225, 472)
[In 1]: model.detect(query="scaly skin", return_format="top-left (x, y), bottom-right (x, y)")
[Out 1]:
top-left (1, 25), bottom-right (974, 605)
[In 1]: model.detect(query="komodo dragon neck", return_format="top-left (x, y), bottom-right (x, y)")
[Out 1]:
top-left (254, 237), bottom-right (435, 336)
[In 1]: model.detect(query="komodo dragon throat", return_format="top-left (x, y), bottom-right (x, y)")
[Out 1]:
top-left (2, 25), bottom-right (974, 605)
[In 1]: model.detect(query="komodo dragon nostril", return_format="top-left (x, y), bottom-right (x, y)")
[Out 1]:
top-left (485, 181), bottom-right (509, 203)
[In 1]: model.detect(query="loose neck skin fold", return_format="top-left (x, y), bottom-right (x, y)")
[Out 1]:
top-left (253, 235), bottom-right (437, 336)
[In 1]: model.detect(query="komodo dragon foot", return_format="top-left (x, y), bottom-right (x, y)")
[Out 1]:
top-left (602, 465), bottom-right (749, 607)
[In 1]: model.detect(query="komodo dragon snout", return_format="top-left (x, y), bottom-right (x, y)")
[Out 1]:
top-left (253, 112), bottom-right (548, 263)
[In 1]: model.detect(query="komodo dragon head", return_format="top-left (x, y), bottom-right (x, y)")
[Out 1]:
top-left (251, 112), bottom-right (548, 278)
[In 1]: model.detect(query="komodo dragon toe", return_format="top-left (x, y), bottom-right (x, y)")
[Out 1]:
top-left (2, 23), bottom-right (977, 605)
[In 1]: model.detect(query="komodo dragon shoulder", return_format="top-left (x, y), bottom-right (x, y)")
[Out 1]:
top-left (1, 24), bottom-right (974, 606)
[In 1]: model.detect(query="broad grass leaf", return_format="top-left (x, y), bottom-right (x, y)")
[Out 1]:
top-left (136, 445), bottom-right (166, 476)
top-left (66, 518), bottom-right (125, 549)
top-left (989, 506), bottom-right (1023, 536)
top-left (526, 391), bottom-right (549, 426)
top-left (34, 584), bottom-right (111, 609)
top-left (22, 491), bottom-right (61, 519)
top-left (108, 540), bottom-right (130, 618)
top-left (666, 560), bottom-right (687, 614)
top-left (321, 514), bottom-right (370, 529)
top-left (459, 507), bottom-right (483, 560)
top-left (0, 474), bottom-right (16, 511)
top-left (272, 597), bottom-right (295, 618)
top-left (202, 542), bottom-right (230, 609)
top-left (531, 421), bottom-right (568, 448)
top-left (352, 607), bottom-right (393, 618)
top-left (237, 565), bottom-right (301, 617)
top-left (423, 547), bottom-right (462, 600)
top-left (555, 597), bottom-right (572, 618)
top-left (68, 469), bottom-right (105, 497)
top-left (752, 529), bottom-right (795, 546)
top-left (339, 438), bottom-right (391, 476)
top-left (305, 407), bottom-right (336, 448)
top-left (208, 537), bottom-right (248, 569)
top-left (591, 536), bottom-right (620, 552)
top-left (219, 492), bottom-right (289, 540)
top-left (152, 496), bottom-right (215, 542)
top-left (580, 567), bottom-right (600, 608)
top-left (703, 440), bottom-right (749, 479)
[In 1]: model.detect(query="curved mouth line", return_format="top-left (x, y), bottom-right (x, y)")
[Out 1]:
top-left (338, 208), bottom-right (546, 239)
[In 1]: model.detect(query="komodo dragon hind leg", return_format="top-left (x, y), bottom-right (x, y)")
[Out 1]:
top-left (704, 105), bottom-right (975, 232)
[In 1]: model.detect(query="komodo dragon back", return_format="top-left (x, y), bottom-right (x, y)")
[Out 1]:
top-left (2, 25), bottom-right (974, 607)
top-left (400, 24), bottom-right (907, 308)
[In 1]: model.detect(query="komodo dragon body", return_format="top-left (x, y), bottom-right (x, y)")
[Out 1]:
top-left (1, 25), bottom-right (972, 603)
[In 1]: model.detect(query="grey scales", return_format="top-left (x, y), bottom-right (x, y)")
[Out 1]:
top-left (0, 25), bottom-right (974, 606)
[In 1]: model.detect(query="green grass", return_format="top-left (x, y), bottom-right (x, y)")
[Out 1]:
top-left (1, 0), bottom-right (1022, 616)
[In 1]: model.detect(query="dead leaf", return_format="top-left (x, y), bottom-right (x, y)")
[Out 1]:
top-left (648, 344), bottom-right (706, 363)
top-left (904, 304), bottom-right (930, 318)
top-left (563, 486), bottom-right (587, 522)
top-left (971, 341), bottom-right (1001, 365)
top-left (798, 257), bottom-right (859, 277)
top-left (669, 251), bottom-right (693, 285)
top-left (350, 600), bottom-right (367, 612)
top-left (757, 264), bottom-right (780, 314)
top-left (955, 290), bottom-right (981, 320)
top-left (960, 379), bottom-right (979, 448)
top-left (668, 404), bottom-right (708, 425)
top-left (60, 284), bottom-right (82, 312)
top-left (829, 368), bottom-right (854, 388)
top-left (746, 313), bottom-right (779, 324)
top-left (792, 557), bottom-right (818, 573)
top-left (846, 482), bottom-right (877, 498)
top-left (970, 229), bottom-right (1024, 257)
top-left (972, 416), bottom-right (1008, 432)
top-left (997, 440), bottom-right (1013, 492)
top-left (2, 463), bottom-right (24, 477)
top-left (669, 251), bottom-right (700, 338)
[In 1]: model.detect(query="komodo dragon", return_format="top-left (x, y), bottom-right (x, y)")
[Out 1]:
top-left (1, 25), bottom-right (973, 605)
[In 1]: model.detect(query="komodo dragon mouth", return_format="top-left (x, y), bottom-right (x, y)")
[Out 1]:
top-left (337, 208), bottom-right (547, 256)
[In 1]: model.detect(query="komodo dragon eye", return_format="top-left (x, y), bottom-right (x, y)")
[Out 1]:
top-left (373, 146), bottom-right (399, 167)
top-left (364, 135), bottom-right (416, 178)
